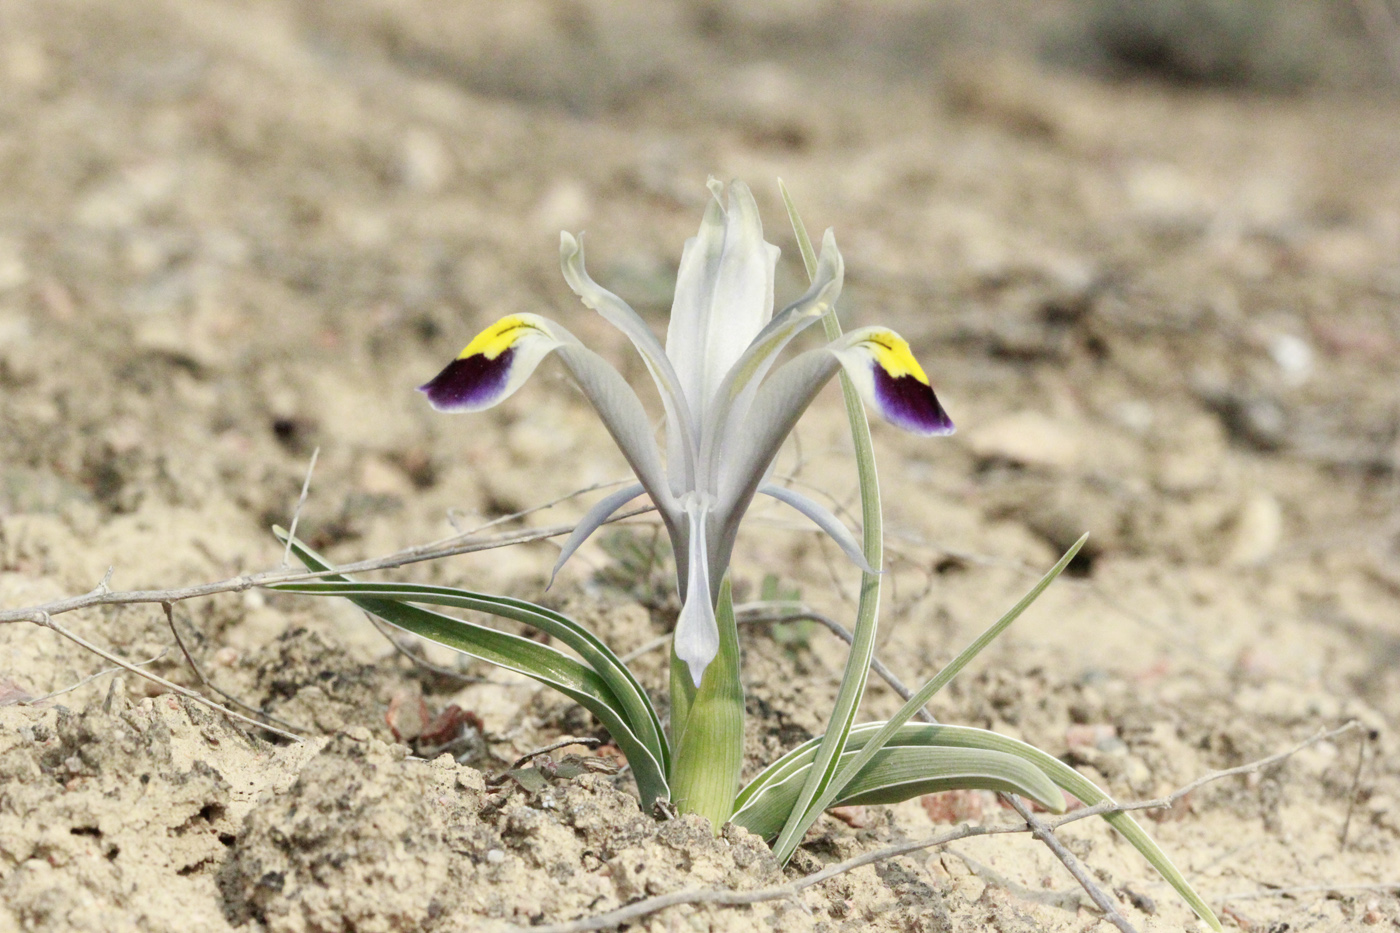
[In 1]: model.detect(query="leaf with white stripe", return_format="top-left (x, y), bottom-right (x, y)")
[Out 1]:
top-left (269, 530), bottom-right (670, 809)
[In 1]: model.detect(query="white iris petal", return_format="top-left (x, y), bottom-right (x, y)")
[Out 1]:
top-left (422, 179), bottom-right (951, 687)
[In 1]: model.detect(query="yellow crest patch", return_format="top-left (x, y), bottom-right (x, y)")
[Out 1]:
top-left (863, 331), bottom-right (930, 384)
top-left (459, 315), bottom-right (534, 360)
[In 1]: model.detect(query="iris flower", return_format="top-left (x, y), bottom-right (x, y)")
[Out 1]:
top-left (420, 180), bottom-right (952, 686)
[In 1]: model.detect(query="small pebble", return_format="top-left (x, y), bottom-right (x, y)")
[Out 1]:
top-left (1268, 333), bottom-right (1313, 385)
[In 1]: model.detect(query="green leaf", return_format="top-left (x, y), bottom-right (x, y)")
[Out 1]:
top-left (266, 576), bottom-right (667, 776)
top-left (268, 529), bottom-right (671, 810)
top-left (990, 739), bottom-right (1223, 931)
top-left (735, 718), bottom-right (1220, 930)
top-left (738, 721), bottom-right (1056, 817)
top-left (770, 181), bottom-right (887, 863)
top-left (771, 535), bottom-right (1087, 863)
top-left (733, 740), bottom-right (1064, 839)
top-left (668, 577), bottom-right (745, 830)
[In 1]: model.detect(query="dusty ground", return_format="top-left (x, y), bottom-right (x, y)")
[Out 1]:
top-left (1, 1), bottom-right (1399, 930)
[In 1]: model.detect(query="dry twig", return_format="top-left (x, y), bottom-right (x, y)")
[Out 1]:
top-left (19, 650), bottom-right (166, 705)
top-left (1048, 721), bottom-right (1363, 830)
top-left (1340, 726), bottom-right (1374, 850)
top-left (27, 610), bottom-right (302, 742)
top-left (486, 736), bottom-right (603, 786)
top-left (0, 505), bottom-right (655, 626)
top-left (162, 601), bottom-right (310, 735)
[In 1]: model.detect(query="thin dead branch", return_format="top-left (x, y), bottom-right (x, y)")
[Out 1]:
top-left (943, 845), bottom-right (1085, 912)
top-left (486, 736), bottom-right (603, 786)
top-left (19, 650), bottom-right (167, 705)
top-left (519, 821), bottom-right (1012, 933)
top-left (1049, 721), bottom-right (1363, 830)
top-left (1340, 726), bottom-right (1374, 850)
top-left (28, 610), bottom-right (302, 742)
top-left (449, 478), bottom-right (633, 539)
top-left (1006, 792), bottom-right (1138, 933)
top-left (162, 601), bottom-right (310, 734)
top-left (0, 505), bottom-right (654, 625)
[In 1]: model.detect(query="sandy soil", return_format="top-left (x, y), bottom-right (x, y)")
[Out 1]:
top-left (1, 2), bottom-right (1398, 930)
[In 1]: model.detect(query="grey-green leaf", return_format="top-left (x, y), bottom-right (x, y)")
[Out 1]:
top-left (989, 737), bottom-right (1222, 931)
top-left (268, 530), bottom-right (670, 810)
top-left (772, 535), bottom-right (1086, 864)
top-left (733, 742), bottom-right (1064, 839)
top-left (740, 719), bottom-right (1220, 931)
top-left (267, 575), bottom-right (668, 775)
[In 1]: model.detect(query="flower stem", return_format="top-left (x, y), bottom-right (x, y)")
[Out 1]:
top-left (770, 181), bottom-right (886, 862)
top-left (669, 577), bottom-right (744, 830)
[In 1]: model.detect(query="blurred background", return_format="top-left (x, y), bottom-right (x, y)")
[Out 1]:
top-left (1, 1), bottom-right (1398, 930)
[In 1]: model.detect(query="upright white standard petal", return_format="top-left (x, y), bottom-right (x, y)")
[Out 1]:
top-left (673, 493), bottom-right (718, 686)
top-left (665, 179), bottom-right (781, 434)
top-left (702, 228), bottom-right (843, 496)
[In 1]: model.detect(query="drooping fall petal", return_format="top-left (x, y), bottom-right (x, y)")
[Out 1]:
top-left (715, 328), bottom-right (952, 564)
top-left (835, 328), bottom-right (955, 437)
top-left (419, 314), bottom-right (680, 527)
top-left (418, 315), bottom-right (561, 413)
top-left (549, 483), bottom-right (647, 587)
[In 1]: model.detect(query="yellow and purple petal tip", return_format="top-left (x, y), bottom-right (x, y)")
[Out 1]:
top-left (418, 315), bottom-right (543, 412)
top-left (862, 331), bottom-right (954, 436)
top-left (418, 347), bottom-right (518, 412)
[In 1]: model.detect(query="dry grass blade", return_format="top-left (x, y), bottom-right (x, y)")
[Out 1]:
top-left (162, 601), bottom-right (311, 734)
top-left (24, 611), bottom-right (302, 742)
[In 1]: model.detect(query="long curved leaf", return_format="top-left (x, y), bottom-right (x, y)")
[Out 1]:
top-left (739, 720), bottom-right (1220, 931)
top-left (738, 721), bottom-right (1055, 815)
top-left (771, 535), bottom-right (1085, 863)
top-left (267, 577), bottom-right (668, 776)
top-left (990, 738), bottom-right (1222, 931)
top-left (733, 742), bottom-right (1064, 839)
top-left (268, 530), bottom-right (670, 810)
